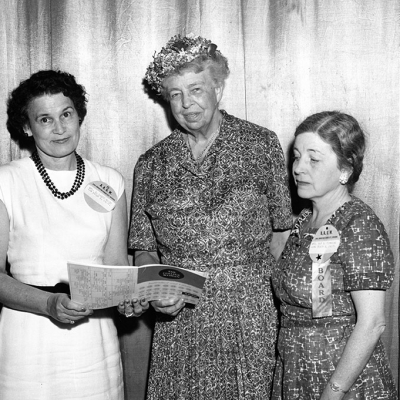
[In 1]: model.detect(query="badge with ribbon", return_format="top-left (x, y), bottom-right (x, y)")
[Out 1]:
top-left (309, 224), bottom-right (340, 318)
top-left (84, 181), bottom-right (117, 213)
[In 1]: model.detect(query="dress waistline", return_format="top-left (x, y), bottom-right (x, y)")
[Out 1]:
top-left (169, 253), bottom-right (273, 271)
top-left (281, 314), bottom-right (356, 328)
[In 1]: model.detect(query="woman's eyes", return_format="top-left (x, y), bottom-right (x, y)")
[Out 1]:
top-left (292, 155), bottom-right (320, 164)
top-left (39, 117), bottom-right (51, 124)
top-left (38, 111), bottom-right (73, 125)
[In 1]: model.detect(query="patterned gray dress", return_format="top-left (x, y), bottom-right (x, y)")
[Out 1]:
top-left (129, 111), bottom-right (292, 399)
top-left (271, 196), bottom-right (397, 399)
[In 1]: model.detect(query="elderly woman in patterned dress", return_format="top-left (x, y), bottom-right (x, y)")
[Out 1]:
top-left (271, 111), bottom-right (397, 399)
top-left (128, 34), bottom-right (293, 399)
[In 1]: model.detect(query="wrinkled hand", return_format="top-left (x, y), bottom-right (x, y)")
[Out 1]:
top-left (151, 297), bottom-right (185, 316)
top-left (118, 298), bottom-right (149, 318)
top-left (46, 293), bottom-right (93, 325)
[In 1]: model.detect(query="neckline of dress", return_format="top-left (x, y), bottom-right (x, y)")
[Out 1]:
top-left (181, 114), bottom-right (225, 165)
top-left (292, 196), bottom-right (354, 239)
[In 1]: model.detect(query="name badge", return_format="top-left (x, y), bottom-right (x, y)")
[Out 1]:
top-left (84, 181), bottom-right (117, 213)
top-left (309, 225), bottom-right (340, 318)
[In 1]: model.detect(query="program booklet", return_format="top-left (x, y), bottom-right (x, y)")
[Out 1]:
top-left (67, 262), bottom-right (208, 310)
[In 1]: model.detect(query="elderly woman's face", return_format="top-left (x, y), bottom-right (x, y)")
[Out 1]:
top-left (24, 93), bottom-right (81, 159)
top-left (163, 69), bottom-right (222, 135)
top-left (292, 131), bottom-right (346, 202)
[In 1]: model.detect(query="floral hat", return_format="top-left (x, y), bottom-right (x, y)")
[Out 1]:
top-left (145, 33), bottom-right (220, 94)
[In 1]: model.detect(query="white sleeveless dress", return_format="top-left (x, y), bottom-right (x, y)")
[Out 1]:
top-left (0, 156), bottom-right (124, 400)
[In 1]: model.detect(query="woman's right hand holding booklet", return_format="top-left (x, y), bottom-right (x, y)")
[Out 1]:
top-left (118, 297), bottom-right (149, 318)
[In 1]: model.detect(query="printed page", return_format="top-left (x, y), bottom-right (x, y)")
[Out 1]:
top-left (67, 262), bottom-right (137, 309)
top-left (135, 264), bottom-right (208, 305)
top-left (67, 262), bottom-right (208, 309)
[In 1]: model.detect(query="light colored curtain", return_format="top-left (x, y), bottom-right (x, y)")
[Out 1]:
top-left (1, 1), bottom-right (398, 399)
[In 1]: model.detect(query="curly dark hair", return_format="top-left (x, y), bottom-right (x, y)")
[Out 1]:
top-left (294, 111), bottom-right (366, 190)
top-left (6, 70), bottom-right (88, 142)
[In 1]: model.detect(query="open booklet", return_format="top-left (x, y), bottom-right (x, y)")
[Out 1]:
top-left (67, 262), bottom-right (208, 310)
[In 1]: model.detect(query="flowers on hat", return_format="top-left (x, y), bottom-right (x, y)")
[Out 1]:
top-left (145, 33), bottom-right (219, 94)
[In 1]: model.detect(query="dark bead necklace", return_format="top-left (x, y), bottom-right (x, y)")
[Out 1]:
top-left (31, 151), bottom-right (85, 200)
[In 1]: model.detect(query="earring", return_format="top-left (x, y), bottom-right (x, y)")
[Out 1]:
top-left (339, 174), bottom-right (348, 185)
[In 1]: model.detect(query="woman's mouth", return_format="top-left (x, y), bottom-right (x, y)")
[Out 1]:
top-left (296, 181), bottom-right (310, 187)
top-left (53, 138), bottom-right (69, 144)
top-left (184, 113), bottom-right (200, 122)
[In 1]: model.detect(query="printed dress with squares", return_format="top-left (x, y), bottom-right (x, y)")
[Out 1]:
top-left (271, 196), bottom-right (398, 399)
top-left (129, 111), bottom-right (292, 399)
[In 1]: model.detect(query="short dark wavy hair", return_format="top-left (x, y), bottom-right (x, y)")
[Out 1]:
top-left (294, 111), bottom-right (366, 190)
top-left (7, 70), bottom-right (88, 142)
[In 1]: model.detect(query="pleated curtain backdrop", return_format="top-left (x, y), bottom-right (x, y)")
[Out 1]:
top-left (1, 1), bottom-right (398, 399)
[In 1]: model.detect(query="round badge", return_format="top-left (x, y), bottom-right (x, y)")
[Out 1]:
top-left (84, 181), bottom-right (117, 213)
top-left (309, 224), bottom-right (340, 263)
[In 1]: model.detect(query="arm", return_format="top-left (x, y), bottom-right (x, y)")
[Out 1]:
top-left (128, 157), bottom-right (183, 316)
top-left (105, 192), bottom-right (149, 317)
top-left (0, 200), bottom-right (91, 324)
top-left (135, 250), bottom-right (160, 266)
top-left (103, 191), bottom-right (129, 266)
top-left (320, 290), bottom-right (387, 399)
top-left (265, 131), bottom-right (293, 238)
top-left (270, 230), bottom-right (290, 260)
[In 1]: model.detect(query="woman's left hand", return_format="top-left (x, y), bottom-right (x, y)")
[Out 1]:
top-left (118, 298), bottom-right (149, 318)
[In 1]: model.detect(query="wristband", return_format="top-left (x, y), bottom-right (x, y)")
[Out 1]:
top-left (329, 381), bottom-right (348, 394)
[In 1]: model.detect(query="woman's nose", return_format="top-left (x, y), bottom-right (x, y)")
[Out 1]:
top-left (292, 158), bottom-right (303, 175)
top-left (53, 119), bottom-right (65, 134)
top-left (181, 93), bottom-right (193, 109)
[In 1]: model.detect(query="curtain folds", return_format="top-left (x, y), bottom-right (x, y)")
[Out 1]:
top-left (1, 1), bottom-right (398, 399)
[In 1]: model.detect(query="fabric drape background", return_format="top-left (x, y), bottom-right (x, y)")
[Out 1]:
top-left (1, 1), bottom-right (398, 399)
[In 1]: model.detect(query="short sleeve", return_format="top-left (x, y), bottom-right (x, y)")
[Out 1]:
top-left (128, 155), bottom-right (158, 251)
top-left (105, 167), bottom-right (125, 201)
top-left (265, 132), bottom-right (292, 231)
top-left (340, 212), bottom-right (395, 290)
top-left (0, 166), bottom-right (8, 205)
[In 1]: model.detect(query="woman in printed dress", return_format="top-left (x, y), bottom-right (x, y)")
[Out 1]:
top-left (272, 111), bottom-right (397, 399)
top-left (128, 34), bottom-right (293, 399)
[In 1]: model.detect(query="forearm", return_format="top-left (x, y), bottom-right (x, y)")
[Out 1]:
top-left (270, 230), bottom-right (290, 260)
top-left (321, 320), bottom-right (385, 399)
top-left (0, 273), bottom-right (51, 316)
top-left (134, 250), bottom-right (160, 266)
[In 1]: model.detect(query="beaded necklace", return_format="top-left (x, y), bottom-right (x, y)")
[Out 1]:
top-left (187, 120), bottom-right (221, 163)
top-left (31, 151), bottom-right (85, 200)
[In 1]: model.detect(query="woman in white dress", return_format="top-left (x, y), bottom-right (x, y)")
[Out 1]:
top-left (0, 70), bottom-right (147, 399)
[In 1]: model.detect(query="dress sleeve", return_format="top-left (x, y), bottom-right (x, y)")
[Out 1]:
top-left (265, 131), bottom-right (293, 231)
top-left (339, 212), bottom-right (395, 290)
top-left (107, 167), bottom-right (125, 200)
top-left (128, 154), bottom-right (158, 252)
top-left (0, 166), bottom-right (8, 205)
